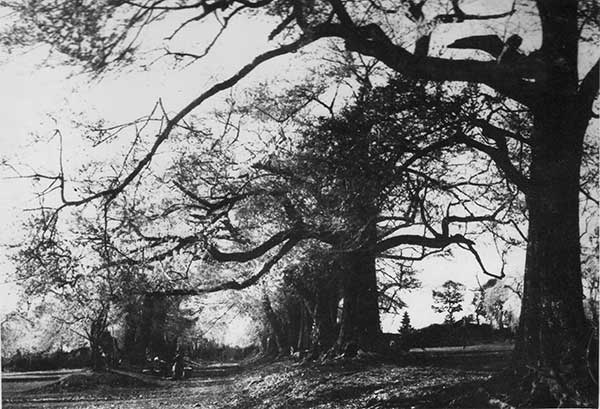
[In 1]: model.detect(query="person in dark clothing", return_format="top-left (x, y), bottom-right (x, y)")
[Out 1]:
top-left (172, 351), bottom-right (185, 380)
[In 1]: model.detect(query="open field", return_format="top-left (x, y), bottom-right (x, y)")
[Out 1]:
top-left (408, 342), bottom-right (514, 354)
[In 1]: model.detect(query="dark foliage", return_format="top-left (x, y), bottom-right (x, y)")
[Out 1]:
top-left (401, 322), bottom-right (513, 349)
top-left (2, 347), bottom-right (92, 372)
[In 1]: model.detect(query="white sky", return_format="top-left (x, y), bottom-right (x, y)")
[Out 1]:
top-left (0, 3), bottom-right (539, 342)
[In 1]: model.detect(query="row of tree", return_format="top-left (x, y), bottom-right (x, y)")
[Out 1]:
top-left (2, 0), bottom-right (598, 405)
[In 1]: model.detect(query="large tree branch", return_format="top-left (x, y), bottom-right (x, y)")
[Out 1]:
top-left (314, 13), bottom-right (539, 106)
top-left (173, 181), bottom-right (248, 212)
top-left (207, 229), bottom-right (295, 262)
top-left (349, 38), bottom-right (539, 107)
top-left (441, 209), bottom-right (504, 238)
top-left (456, 132), bottom-right (530, 193)
top-left (472, 118), bottom-right (530, 146)
top-left (437, 0), bottom-right (515, 23)
top-left (101, 231), bottom-right (203, 269)
top-left (460, 241), bottom-right (504, 279)
top-left (394, 135), bottom-right (458, 173)
top-left (147, 237), bottom-right (299, 296)
top-left (375, 208), bottom-right (505, 279)
top-left (375, 233), bottom-right (473, 253)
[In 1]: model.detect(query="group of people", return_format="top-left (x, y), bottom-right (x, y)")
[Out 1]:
top-left (147, 351), bottom-right (188, 379)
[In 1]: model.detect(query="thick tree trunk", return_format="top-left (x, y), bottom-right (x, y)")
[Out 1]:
top-left (515, 97), bottom-right (593, 402)
top-left (90, 338), bottom-right (104, 371)
top-left (335, 207), bottom-right (382, 353)
top-left (336, 248), bottom-right (381, 351)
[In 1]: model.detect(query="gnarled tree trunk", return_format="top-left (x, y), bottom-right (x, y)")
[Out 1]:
top-left (335, 204), bottom-right (383, 353)
top-left (336, 250), bottom-right (381, 351)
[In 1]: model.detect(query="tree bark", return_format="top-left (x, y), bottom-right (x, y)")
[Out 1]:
top-left (336, 248), bottom-right (381, 351)
top-left (90, 338), bottom-right (104, 371)
top-left (311, 287), bottom-right (338, 353)
top-left (514, 94), bottom-right (592, 401)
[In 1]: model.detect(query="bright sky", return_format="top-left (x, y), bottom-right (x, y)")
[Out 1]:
top-left (0, 3), bottom-right (532, 345)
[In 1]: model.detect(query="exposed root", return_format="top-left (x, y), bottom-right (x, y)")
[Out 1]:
top-left (444, 361), bottom-right (598, 409)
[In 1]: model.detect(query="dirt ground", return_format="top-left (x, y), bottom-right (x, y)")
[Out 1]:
top-left (2, 345), bottom-right (515, 409)
top-left (3, 373), bottom-right (237, 408)
top-left (224, 349), bottom-right (513, 409)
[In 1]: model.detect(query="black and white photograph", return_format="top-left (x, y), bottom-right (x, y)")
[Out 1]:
top-left (0, 1), bottom-right (598, 408)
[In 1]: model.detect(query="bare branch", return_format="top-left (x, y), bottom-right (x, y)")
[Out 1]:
top-left (580, 186), bottom-right (600, 206)
top-left (462, 242), bottom-right (504, 279)
top-left (56, 35), bottom-right (321, 209)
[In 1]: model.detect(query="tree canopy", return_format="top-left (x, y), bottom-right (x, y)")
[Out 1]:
top-left (1, 0), bottom-right (598, 405)
top-left (432, 280), bottom-right (465, 324)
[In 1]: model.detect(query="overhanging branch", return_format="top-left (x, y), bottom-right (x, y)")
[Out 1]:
top-left (456, 132), bottom-right (530, 193)
top-left (207, 229), bottom-right (295, 262)
top-left (314, 5), bottom-right (540, 106)
top-left (375, 233), bottom-right (473, 253)
top-left (146, 238), bottom-right (299, 296)
top-left (56, 34), bottom-right (321, 209)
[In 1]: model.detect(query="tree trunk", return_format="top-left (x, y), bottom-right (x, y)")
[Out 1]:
top-left (335, 206), bottom-right (382, 352)
top-left (89, 308), bottom-right (109, 371)
top-left (262, 293), bottom-right (288, 355)
top-left (90, 338), bottom-right (104, 371)
top-left (282, 297), bottom-right (302, 353)
top-left (336, 248), bottom-right (381, 351)
top-left (296, 303), bottom-right (311, 352)
top-left (311, 288), bottom-right (338, 353)
top-left (515, 96), bottom-right (593, 402)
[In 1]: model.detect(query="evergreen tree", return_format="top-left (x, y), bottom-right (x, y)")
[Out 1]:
top-left (399, 311), bottom-right (412, 335)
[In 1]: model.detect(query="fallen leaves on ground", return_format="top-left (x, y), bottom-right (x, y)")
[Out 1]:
top-left (223, 357), bottom-right (505, 409)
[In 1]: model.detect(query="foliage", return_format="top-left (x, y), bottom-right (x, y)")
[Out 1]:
top-left (119, 294), bottom-right (197, 364)
top-left (11, 224), bottom-right (116, 367)
top-left (2, 347), bottom-right (91, 372)
top-left (479, 279), bottom-right (518, 331)
top-left (408, 322), bottom-right (512, 348)
top-left (471, 288), bottom-right (487, 325)
top-left (1, 301), bottom-right (86, 358)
